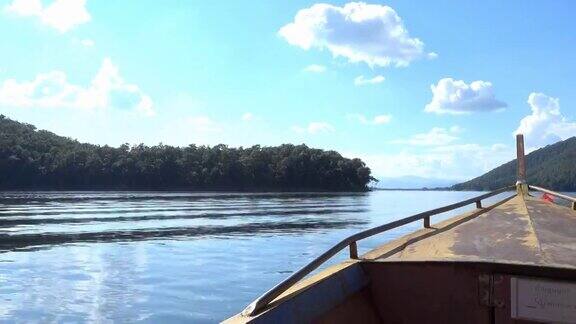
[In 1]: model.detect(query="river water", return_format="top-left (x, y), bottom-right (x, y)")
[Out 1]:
top-left (0, 190), bottom-right (515, 323)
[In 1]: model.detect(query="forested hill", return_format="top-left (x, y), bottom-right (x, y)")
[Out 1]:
top-left (452, 137), bottom-right (576, 191)
top-left (0, 115), bottom-right (374, 191)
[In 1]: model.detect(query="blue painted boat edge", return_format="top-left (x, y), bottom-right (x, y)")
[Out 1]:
top-left (249, 263), bottom-right (369, 324)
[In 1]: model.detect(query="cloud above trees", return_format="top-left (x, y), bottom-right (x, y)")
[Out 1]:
top-left (425, 78), bottom-right (507, 114)
top-left (350, 143), bottom-right (512, 181)
top-left (5, 0), bottom-right (91, 32)
top-left (0, 58), bottom-right (154, 116)
top-left (279, 2), bottom-right (433, 67)
top-left (515, 92), bottom-right (576, 148)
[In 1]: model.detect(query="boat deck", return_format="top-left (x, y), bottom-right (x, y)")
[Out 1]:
top-left (227, 135), bottom-right (576, 323)
top-left (226, 193), bottom-right (576, 324)
top-left (364, 195), bottom-right (576, 269)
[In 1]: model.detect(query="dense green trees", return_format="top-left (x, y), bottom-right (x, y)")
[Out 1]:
top-left (453, 137), bottom-right (576, 191)
top-left (0, 115), bottom-right (374, 191)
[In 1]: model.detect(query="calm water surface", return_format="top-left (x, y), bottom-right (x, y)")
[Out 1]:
top-left (0, 190), bottom-right (516, 323)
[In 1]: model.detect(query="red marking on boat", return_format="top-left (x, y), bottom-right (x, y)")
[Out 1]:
top-left (542, 193), bottom-right (554, 203)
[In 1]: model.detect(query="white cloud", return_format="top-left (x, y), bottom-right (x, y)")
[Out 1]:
top-left (425, 78), bottom-right (507, 114)
top-left (348, 113), bottom-right (391, 125)
top-left (5, 0), bottom-right (91, 33)
top-left (354, 75), bottom-right (385, 86)
top-left (391, 127), bottom-right (461, 146)
top-left (348, 143), bottom-right (512, 180)
top-left (5, 0), bottom-right (41, 16)
top-left (241, 112), bottom-right (254, 121)
top-left (0, 58), bottom-right (154, 116)
top-left (279, 2), bottom-right (431, 67)
top-left (80, 38), bottom-right (94, 47)
top-left (515, 92), bottom-right (576, 148)
top-left (303, 64), bottom-right (326, 73)
top-left (292, 121), bottom-right (335, 134)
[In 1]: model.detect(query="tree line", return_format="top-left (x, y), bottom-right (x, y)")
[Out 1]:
top-left (452, 136), bottom-right (576, 191)
top-left (0, 115), bottom-right (375, 191)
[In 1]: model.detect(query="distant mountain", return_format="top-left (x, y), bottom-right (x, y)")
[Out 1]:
top-left (452, 137), bottom-right (576, 191)
top-left (374, 176), bottom-right (457, 189)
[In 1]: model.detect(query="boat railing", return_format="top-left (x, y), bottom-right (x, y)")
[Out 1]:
top-left (241, 185), bottom-right (516, 316)
top-left (529, 185), bottom-right (576, 210)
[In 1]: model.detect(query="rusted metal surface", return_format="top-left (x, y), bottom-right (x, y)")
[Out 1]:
top-left (523, 197), bottom-right (576, 267)
top-left (478, 274), bottom-right (505, 308)
top-left (239, 186), bottom-right (514, 316)
top-left (478, 274), bottom-right (493, 307)
top-left (378, 195), bottom-right (576, 269)
top-left (362, 194), bottom-right (516, 261)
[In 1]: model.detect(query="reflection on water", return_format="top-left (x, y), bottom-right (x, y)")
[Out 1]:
top-left (0, 190), bottom-right (512, 322)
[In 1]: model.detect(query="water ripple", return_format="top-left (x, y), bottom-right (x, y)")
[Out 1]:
top-left (0, 192), bottom-right (369, 253)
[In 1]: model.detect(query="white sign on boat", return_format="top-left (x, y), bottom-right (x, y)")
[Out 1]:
top-left (511, 277), bottom-right (576, 323)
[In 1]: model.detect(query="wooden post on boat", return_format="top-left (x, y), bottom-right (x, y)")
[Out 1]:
top-left (349, 241), bottom-right (358, 259)
top-left (516, 134), bottom-right (528, 196)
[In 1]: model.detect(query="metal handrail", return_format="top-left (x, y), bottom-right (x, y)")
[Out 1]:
top-left (242, 185), bottom-right (515, 316)
top-left (529, 185), bottom-right (576, 209)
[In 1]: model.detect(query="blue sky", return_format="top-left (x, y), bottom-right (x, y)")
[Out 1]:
top-left (0, 0), bottom-right (575, 181)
